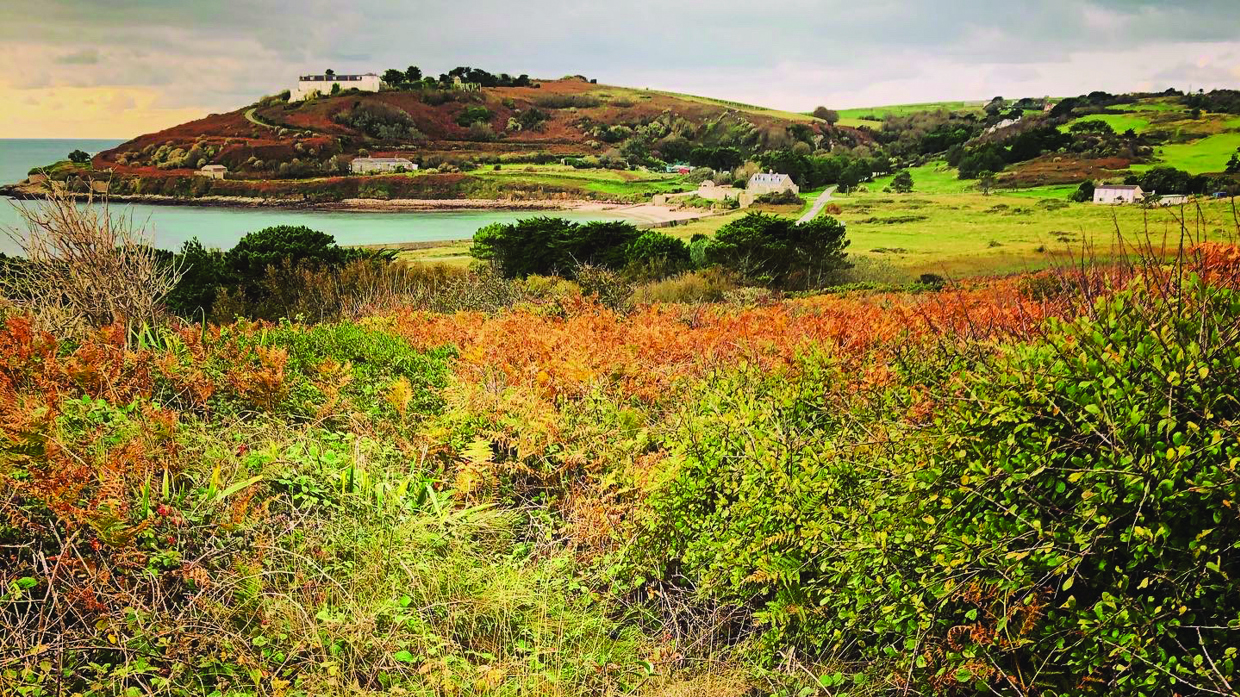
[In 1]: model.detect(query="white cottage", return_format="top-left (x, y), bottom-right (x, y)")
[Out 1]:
top-left (351, 157), bottom-right (416, 174)
top-left (747, 172), bottom-right (800, 196)
top-left (1093, 184), bottom-right (1145, 204)
top-left (291, 73), bottom-right (382, 101)
top-left (196, 164), bottom-right (228, 180)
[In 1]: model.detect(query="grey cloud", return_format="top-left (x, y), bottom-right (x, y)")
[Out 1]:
top-left (4, 0), bottom-right (1239, 117)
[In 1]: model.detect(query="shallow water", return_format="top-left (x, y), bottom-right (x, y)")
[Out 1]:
top-left (0, 139), bottom-right (619, 255)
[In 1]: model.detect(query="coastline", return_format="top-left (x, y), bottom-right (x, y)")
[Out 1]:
top-left (0, 184), bottom-right (714, 228)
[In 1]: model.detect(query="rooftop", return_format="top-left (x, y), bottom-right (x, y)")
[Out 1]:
top-left (1097, 184), bottom-right (1141, 190)
top-left (354, 157), bottom-right (413, 163)
top-left (299, 73), bottom-right (378, 81)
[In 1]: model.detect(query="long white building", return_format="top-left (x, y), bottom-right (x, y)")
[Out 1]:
top-left (291, 73), bottom-right (382, 101)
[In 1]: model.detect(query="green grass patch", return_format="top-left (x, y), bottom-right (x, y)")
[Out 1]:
top-left (1061, 113), bottom-right (1152, 134)
top-left (1132, 131), bottom-right (1240, 175)
top-left (837, 100), bottom-right (985, 120)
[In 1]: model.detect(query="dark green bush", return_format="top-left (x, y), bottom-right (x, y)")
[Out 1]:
top-left (455, 106), bottom-right (493, 127)
top-left (706, 212), bottom-right (849, 288)
top-left (625, 231), bottom-right (690, 268)
top-left (166, 238), bottom-right (226, 318)
top-left (470, 217), bottom-right (643, 278)
top-left (225, 225), bottom-right (350, 297)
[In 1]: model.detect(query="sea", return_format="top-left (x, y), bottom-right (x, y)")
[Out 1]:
top-left (0, 139), bottom-right (619, 256)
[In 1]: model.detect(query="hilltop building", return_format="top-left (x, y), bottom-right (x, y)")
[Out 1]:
top-left (291, 73), bottom-right (382, 101)
top-left (351, 157), bottom-right (416, 174)
top-left (1093, 184), bottom-right (1145, 204)
top-left (747, 172), bottom-right (799, 196)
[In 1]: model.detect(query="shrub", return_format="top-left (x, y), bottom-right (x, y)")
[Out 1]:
top-left (222, 225), bottom-right (358, 300)
top-left (470, 217), bottom-right (643, 278)
top-left (754, 189), bottom-right (801, 205)
top-left (533, 94), bottom-right (601, 109)
top-left (629, 275), bottom-right (1240, 694)
top-left (166, 237), bottom-right (226, 318)
top-left (332, 102), bottom-right (421, 140)
top-left (455, 105), bottom-right (493, 127)
top-left (626, 231), bottom-right (690, 268)
top-left (1, 188), bottom-right (182, 336)
top-left (706, 212), bottom-right (850, 288)
top-left (1071, 179), bottom-right (1096, 202)
top-left (630, 268), bottom-right (739, 304)
top-left (890, 169), bottom-right (913, 193)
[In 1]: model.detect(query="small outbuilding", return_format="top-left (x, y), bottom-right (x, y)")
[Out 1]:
top-left (1093, 184), bottom-right (1145, 205)
top-left (196, 164), bottom-right (228, 180)
top-left (351, 157), bottom-right (417, 174)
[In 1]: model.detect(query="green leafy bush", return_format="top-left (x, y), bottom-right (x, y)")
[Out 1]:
top-left (626, 231), bottom-right (690, 268)
top-left (455, 105), bottom-right (493, 127)
top-left (470, 217), bottom-right (643, 278)
top-left (629, 277), bottom-right (1240, 694)
top-left (223, 225), bottom-right (353, 298)
top-left (706, 212), bottom-right (850, 288)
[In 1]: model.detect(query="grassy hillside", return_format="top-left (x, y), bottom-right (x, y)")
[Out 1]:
top-left (67, 78), bottom-right (861, 203)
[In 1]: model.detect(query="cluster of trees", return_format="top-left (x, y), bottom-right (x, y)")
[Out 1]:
top-left (811, 106), bottom-right (840, 124)
top-left (758, 149), bottom-right (883, 191)
top-left (948, 125), bottom-right (1073, 179)
top-left (471, 213), bottom-right (850, 290)
top-left (379, 65), bottom-right (534, 90)
top-left (1127, 166), bottom-right (1213, 196)
top-left (332, 102), bottom-right (423, 141)
top-left (1183, 89), bottom-right (1240, 115)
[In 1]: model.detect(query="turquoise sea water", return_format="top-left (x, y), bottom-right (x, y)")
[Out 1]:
top-left (0, 139), bottom-right (620, 255)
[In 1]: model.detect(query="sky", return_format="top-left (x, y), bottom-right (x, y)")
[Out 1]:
top-left (3, 0), bottom-right (1240, 138)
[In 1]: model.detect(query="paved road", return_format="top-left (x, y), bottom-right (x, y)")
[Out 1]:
top-left (797, 185), bottom-right (838, 224)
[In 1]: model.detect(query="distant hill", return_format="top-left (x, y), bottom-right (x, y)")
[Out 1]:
top-left (92, 78), bottom-right (863, 182)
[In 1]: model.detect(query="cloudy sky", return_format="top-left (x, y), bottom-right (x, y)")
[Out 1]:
top-left (4, 0), bottom-right (1240, 138)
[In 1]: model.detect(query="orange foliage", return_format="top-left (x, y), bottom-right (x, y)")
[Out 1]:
top-left (393, 278), bottom-right (1066, 405)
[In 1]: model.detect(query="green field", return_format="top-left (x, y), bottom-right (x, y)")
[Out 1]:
top-left (1062, 113), bottom-right (1152, 134)
top-left (1110, 100), bottom-right (1185, 113)
top-left (869, 162), bottom-right (977, 194)
top-left (837, 117), bottom-right (884, 129)
top-left (471, 164), bottom-right (689, 197)
top-left (829, 190), bottom-right (1235, 276)
top-left (837, 100), bottom-right (985, 120)
top-left (1133, 131), bottom-right (1240, 175)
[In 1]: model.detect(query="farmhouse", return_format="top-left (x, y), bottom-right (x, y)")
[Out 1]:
top-left (291, 73), bottom-right (382, 101)
top-left (195, 164), bottom-right (227, 180)
top-left (351, 157), bottom-right (416, 174)
top-left (747, 172), bottom-right (799, 196)
top-left (1093, 184), bottom-right (1145, 204)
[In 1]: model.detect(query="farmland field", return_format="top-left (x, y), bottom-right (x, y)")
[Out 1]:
top-left (1134, 130), bottom-right (1240, 174)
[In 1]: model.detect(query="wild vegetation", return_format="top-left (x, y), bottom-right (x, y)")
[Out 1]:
top-left (4, 170), bottom-right (1240, 697)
